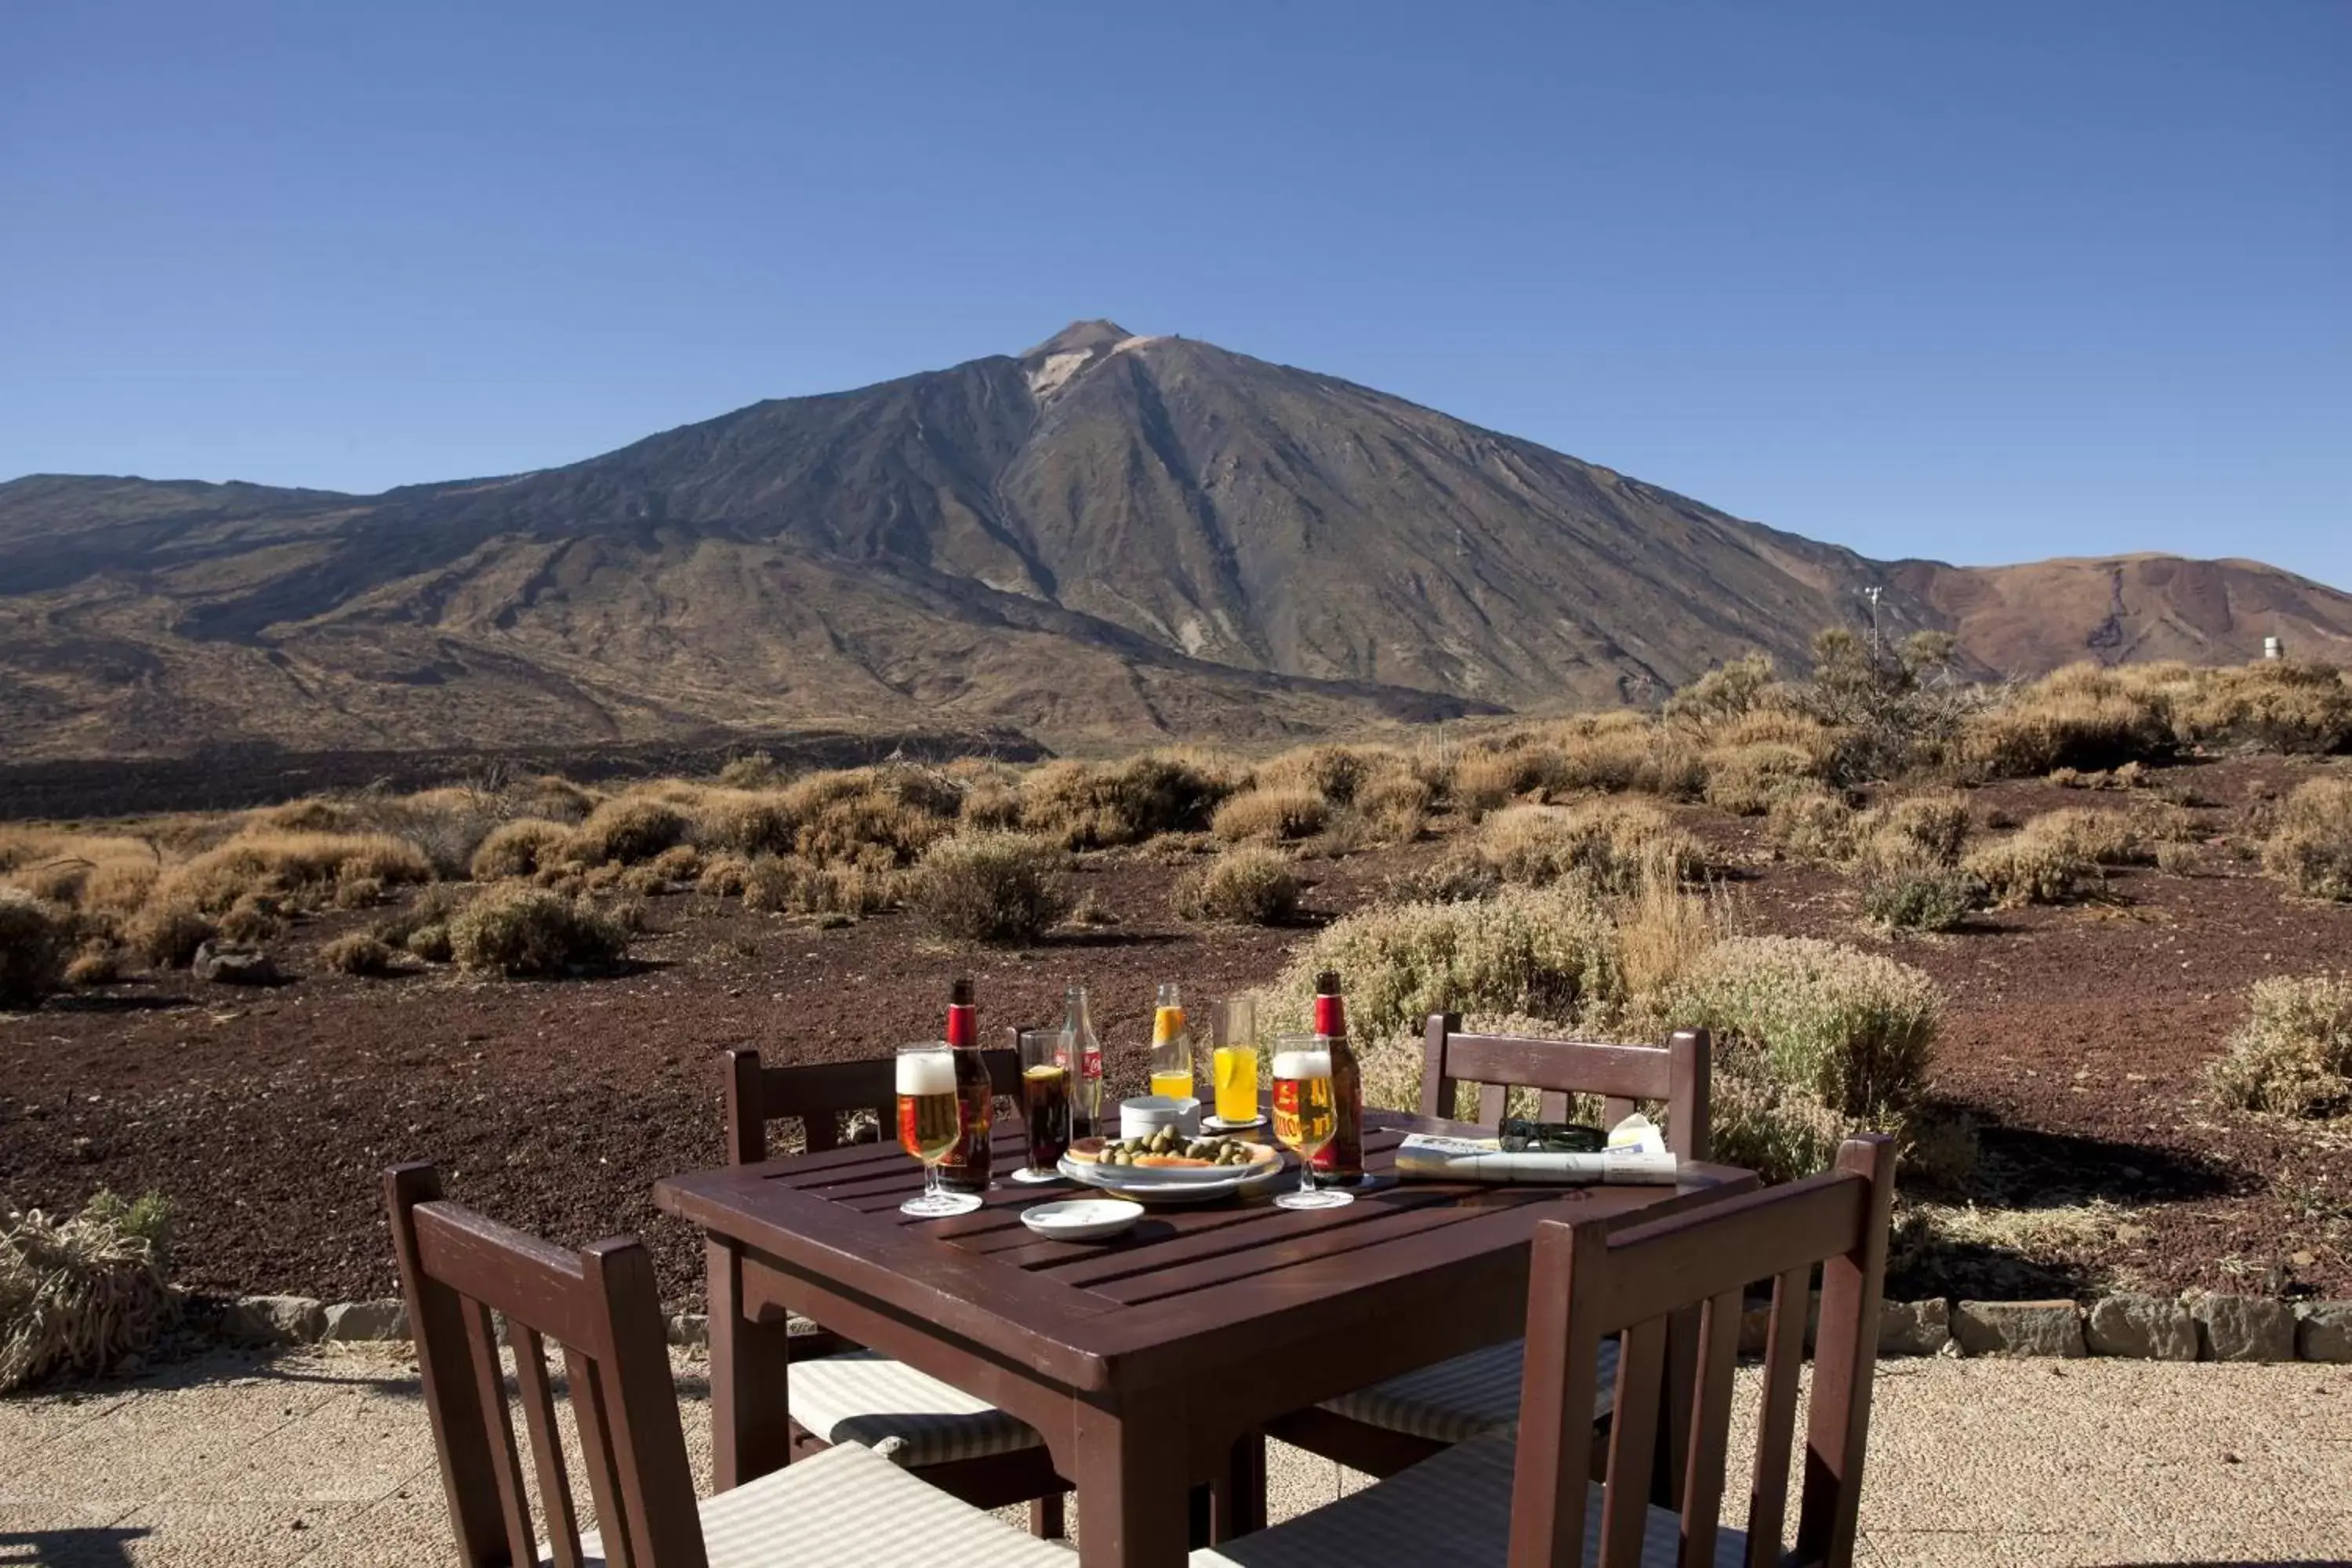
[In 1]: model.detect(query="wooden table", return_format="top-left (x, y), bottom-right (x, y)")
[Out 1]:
top-left (654, 1112), bottom-right (1755, 1568)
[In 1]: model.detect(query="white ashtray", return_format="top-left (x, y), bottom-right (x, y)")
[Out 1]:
top-left (1019, 1198), bottom-right (1144, 1242)
top-left (1120, 1094), bottom-right (1201, 1141)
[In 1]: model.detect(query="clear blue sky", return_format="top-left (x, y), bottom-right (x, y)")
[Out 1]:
top-left (4, 1), bottom-right (2345, 587)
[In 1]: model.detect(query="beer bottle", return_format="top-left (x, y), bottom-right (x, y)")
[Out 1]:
top-left (1062, 984), bottom-right (1105, 1139)
top-left (1309, 969), bottom-right (1365, 1183)
top-left (937, 977), bottom-right (996, 1193)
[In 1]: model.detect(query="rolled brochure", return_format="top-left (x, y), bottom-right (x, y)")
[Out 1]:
top-left (1395, 1132), bottom-right (1679, 1185)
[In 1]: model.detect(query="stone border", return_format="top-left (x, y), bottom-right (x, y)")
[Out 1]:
top-left (207, 1292), bottom-right (2352, 1363)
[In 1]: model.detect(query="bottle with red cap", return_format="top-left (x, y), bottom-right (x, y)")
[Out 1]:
top-left (1309, 969), bottom-right (1365, 1183)
top-left (935, 977), bottom-right (996, 1194)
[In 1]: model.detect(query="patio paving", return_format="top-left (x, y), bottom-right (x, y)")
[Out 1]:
top-left (1, 1347), bottom-right (2345, 1566)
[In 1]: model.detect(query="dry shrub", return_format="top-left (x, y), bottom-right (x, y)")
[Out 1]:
top-left (470, 818), bottom-right (576, 881)
top-left (0, 892), bottom-right (72, 1007)
top-left (447, 886), bottom-right (628, 976)
top-left (0, 1191), bottom-right (174, 1392)
top-left (1552, 722), bottom-right (1702, 800)
top-left (1962, 829), bottom-right (2092, 908)
top-left (717, 751), bottom-right (781, 789)
top-left (564, 797), bottom-right (688, 867)
top-left (216, 895), bottom-right (285, 944)
top-left (1767, 788), bottom-right (1862, 862)
top-left (1450, 747), bottom-right (1543, 818)
top-left (2208, 974), bottom-right (2352, 1116)
top-left (742, 855), bottom-right (898, 918)
top-left (2169, 661), bottom-right (2352, 754)
top-left (1859, 854), bottom-right (1982, 932)
top-left (1700, 741), bottom-right (1818, 815)
top-left (1663, 652), bottom-right (1779, 727)
top-left (1613, 851), bottom-right (1732, 1001)
top-left (1211, 786), bottom-right (1330, 843)
top-left (688, 789), bottom-right (800, 858)
top-left (82, 858), bottom-right (161, 916)
top-left (1381, 851), bottom-right (1502, 906)
top-left (1356, 773), bottom-right (1432, 841)
top-left (2154, 840), bottom-right (2200, 877)
top-left (320, 931), bottom-right (401, 977)
top-left (579, 862), bottom-right (626, 894)
top-left (332, 873), bottom-right (383, 910)
top-left (907, 833), bottom-right (1072, 944)
top-left (1477, 801), bottom-right (1700, 894)
top-left (1171, 847), bottom-right (1300, 925)
top-left (1017, 753), bottom-right (1236, 849)
top-left (792, 769), bottom-right (962, 866)
top-left (650, 844), bottom-right (700, 881)
top-left (517, 775), bottom-right (599, 823)
top-left (2261, 775), bottom-right (2352, 900)
top-left (1669, 935), bottom-right (1943, 1181)
top-left (64, 946), bottom-right (122, 987)
top-left (697, 853), bottom-right (753, 897)
top-left (1962, 665), bottom-right (2172, 778)
top-left (1870, 791), bottom-right (1973, 864)
top-left (1267, 883), bottom-right (1623, 1044)
top-left (957, 775), bottom-right (1024, 831)
top-left (154, 831), bottom-right (431, 915)
top-left (371, 884), bottom-right (466, 961)
top-left (612, 865), bottom-right (663, 898)
top-left (123, 901), bottom-right (215, 968)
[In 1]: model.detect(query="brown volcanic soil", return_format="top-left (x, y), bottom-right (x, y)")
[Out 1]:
top-left (5, 757), bottom-right (2350, 1311)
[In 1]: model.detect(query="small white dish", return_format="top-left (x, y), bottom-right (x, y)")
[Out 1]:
top-left (1120, 1094), bottom-right (1202, 1141)
top-left (1202, 1114), bottom-right (1266, 1133)
top-left (1019, 1197), bottom-right (1145, 1242)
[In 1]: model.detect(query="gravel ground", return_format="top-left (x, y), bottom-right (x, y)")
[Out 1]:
top-left (2, 1348), bottom-right (2346, 1566)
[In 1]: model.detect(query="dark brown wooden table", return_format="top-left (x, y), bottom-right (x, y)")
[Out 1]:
top-left (653, 1111), bottom-right (1756, 1568)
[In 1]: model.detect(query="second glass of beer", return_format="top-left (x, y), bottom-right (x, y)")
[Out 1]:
top-left (896, 1042), bottom-right (980, 1218)
top-left (1015, 1027), bottom-right (1072, 1182)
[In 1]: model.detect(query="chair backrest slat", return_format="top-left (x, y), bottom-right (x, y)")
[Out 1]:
top-left (513, 1324), bottom-right (583, 1568)
top-left (1745, 1263), bottom-right (1811, 1568)
top-left (461, 1298), bottom-right (539, 1566)
top-left (1509, 1133), bottom-right (1896, 1568)
top-left (565, 1345), bottom-right (636, 1568)
top-left (386, 1161), bottom-right (710, 1568)
top-left (1416, 1013), bottom-right (1711, 1160)
top-left (725, 1045), bottom-right (1022, 1165)
top-left (1598, 1316), bottom-right (1667, 1568)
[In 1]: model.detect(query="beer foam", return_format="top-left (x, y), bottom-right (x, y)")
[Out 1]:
top-left (1272, 1048), bottom-right (1332, 1081)
top-left (895, 1050), bottom-right (957, 1095)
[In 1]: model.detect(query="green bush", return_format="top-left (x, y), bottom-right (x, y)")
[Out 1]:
top-left (1859, 857), bottom-right (1983, 932)
top-left (2262, 776), bottom-right (2352, 901)
top-left (1171, 847), bottom-right (1300, 925)
top-left (1671, 935), bottom-right (1940, 1123)
top-left (0, 891), bottom-right (72, 1007)
top-left (1268, 884), bottom-right (1623, 1044)
top-left (2208, 974), bottom-right (2352, 1116)
top-left (907, 833), bottom-right (1072, 944)
top-left (447, 886), bottom-right (629, 975)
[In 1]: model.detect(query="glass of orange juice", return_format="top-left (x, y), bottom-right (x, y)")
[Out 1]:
top-left (1148, 982), bottom-right (1193, 1099)
top-left (1210, 996), bottom-right (1259, 1125)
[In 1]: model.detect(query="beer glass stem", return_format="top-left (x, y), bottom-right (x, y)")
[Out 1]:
top-left (1298, 1160), bottom-right (1316, 1200)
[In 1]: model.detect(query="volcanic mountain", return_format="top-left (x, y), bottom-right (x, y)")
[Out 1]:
top-left (4, 320), bottom-right (2348, 759)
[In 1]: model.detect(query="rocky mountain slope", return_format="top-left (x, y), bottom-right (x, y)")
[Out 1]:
top-left (4, 321), bottom-right (2346, 759)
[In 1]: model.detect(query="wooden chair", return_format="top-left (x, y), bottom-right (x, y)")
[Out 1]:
top-left (1196, 1133), bottom-right (1898, 1568)
top-left (383, 1162), bottom-right (1070, 1568)
top-left (719, 1047), bottom-right (1072, 1537)
top-left (1266, 1018), bottom-right (1711, 1479)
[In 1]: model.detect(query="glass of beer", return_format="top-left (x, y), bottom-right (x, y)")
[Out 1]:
top-left (1210, 996), bottom-right (1260, 1127)
top-left (1270, 1033), bottom-right (1352, 1210)
top-left (1014, 1027), bottom-right (1072, 1183)
top-left (897, 1043), bottom-right (980, 1218)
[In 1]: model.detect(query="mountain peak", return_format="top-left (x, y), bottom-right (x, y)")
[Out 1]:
top-left (1022, 319), bottom-right (1134, 359)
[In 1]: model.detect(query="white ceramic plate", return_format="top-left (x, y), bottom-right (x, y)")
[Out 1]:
top-left (1058, 1152), bottom-right (1290, 1205)
top-left (1019, 1198), bottom-right (1145, 1242)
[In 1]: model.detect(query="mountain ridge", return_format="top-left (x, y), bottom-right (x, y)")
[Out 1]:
top-left (3, 322), bottom-right (2347, 760)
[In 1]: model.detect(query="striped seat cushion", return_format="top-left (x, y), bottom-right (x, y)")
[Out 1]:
top-left (568, 1439), bottom-right (1073, 1566)
top-left (1316, 1335), bottom-right (1619, 1443)
top-left (789, 1349), bottom-right (1045, 1467)
top-left (1188, 1428), bottom-right (1747, 1568)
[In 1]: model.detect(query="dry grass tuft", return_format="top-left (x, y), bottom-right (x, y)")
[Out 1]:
top-left (122, 901), bottom-right (216, 968)
top-left (2208, 974), bottom-right (2352, 1116)
top-left (907, 833), bottom-right (1072, 944)
top-left (154, 831), bottom-right (431, 916)
top-left (1767, 788), bottom-right (1863, 863)
top-left (447, 886), bottom-right (628, 976)
top-left (1, 1191), bottom-right (176, 1392)
top-left (64, 945), bottom-right (123, 987)
top-left (1019, 754), bottom-right (1236, 848)
top-left (2261, 775), bottom-right (2352, 901)
top-left (1613, 851), bottom-right (1733, 1001)
top-left (564, 797), bottom-right (688, 867)
top-left (741, 855), bottom-right (898, 919)
top-left (1961, 665), bottom-right (2172, 778)
top-left (1171, 846), bottom-right (1301, 925)
top-left (1356, 772), bottom-right (1433, 842)
top-left (1700, 741), bottom-right (1818, 815)
top-left (2169, 660), bottom-right (2352, 754)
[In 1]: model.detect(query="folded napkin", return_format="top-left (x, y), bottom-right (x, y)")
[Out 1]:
top-left (1396, 1114), bottom-right (1678, 1185)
